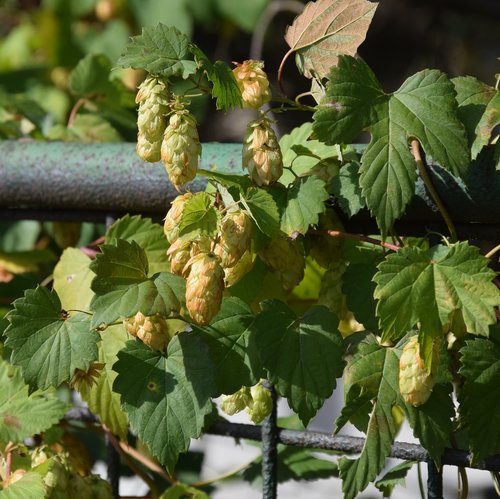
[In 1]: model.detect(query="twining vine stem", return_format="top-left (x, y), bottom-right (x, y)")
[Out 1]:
top-left (410, 139), bottom-right (458, 242)
top-left (309, 229), bottom-right (400, 252)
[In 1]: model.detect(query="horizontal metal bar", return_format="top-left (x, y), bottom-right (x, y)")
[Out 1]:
top-left (208, 421), bottom-right (500, 471)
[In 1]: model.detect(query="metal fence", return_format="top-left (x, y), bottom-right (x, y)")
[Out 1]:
top-left (1, 141), bottom-right (500, 499)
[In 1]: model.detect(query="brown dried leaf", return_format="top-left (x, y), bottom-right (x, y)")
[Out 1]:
top-left (282, 0), bottom-right (378, 79)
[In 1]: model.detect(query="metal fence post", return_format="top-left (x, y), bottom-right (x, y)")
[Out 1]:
top-left (262, 383), bottom-right (278, 499)
top-left (427, 460), bottom-right (444, 499)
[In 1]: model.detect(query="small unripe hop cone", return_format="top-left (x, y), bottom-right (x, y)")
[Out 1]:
top-left (185, 253), bottom-right (224, 325)
top-left (123, 311), bottom-right (173, 351)
top-left (161, 103), bottom-right (201, 190)
top-left (163, 192), bottom-right (193, 243)
top-left (214, 210), bottom-right (252, 268)
top-left (233, 60), bottom-right (272, 109)
top-left (136, 76), bottom-right (170, 162)
top-left (242, 116), bottom-right (283, 186)
top-left (399, 335), bottom-right (439, 407)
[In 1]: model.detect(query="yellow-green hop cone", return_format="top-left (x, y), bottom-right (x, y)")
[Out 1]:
top-left (161, 108), bottom-right (201, 189)
top-left (242, 117), bottom-right (283, 186)
top-left (214, 210), bottom-right (252, 268)
top-left (224, 249), bottom-right (254, 287)
top-left (399, 336), bottom-right (439, 407)
top-left (167, 237), bottom-right (192, 276)
top-left (123, 312), bottom-right (172, 351)
top-left (233, 59), bottom-right (272, 109)
top-left (246, 382), bottom-right (272, 424)
top-left (136, 76), bottom-right (170, 162)
top-left (220, 386), bottom-right (252, 416)
top-left (185, 253), bottom-right (224, 325)
top-left (163, 192), bottom-right (193, 243)
top-left (258, 237), bottom-right (305, 291)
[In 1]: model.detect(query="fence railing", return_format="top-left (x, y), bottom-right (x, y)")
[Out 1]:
top-left (2, 140), bottom-right (500, 499)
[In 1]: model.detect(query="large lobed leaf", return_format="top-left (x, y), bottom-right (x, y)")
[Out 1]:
top-left (313, 56), bottom-right (470, 234)
top-left (0, 472), bottom-right (45, 499)
top-left (241, 188), bottom-right (281, 239)
top-left (458, 338), bottom-right (500, 461)
top-left (90, 239), bottom-right (184, 328)
top-left (283, 0), bottom-right (378, 79)
top-left (338, 336), bottom-right (400, 499)
top-left (0, 358), bottom-right (67, 445)
top-left (252, 301), bottom-right (344, 425)
top-left (178, 192), bottom-right (220, 239)
top-left (113, 333), bottom-right (215, 473)
top-left (373, 242), bottom-right (500, 361)
top-left (4, 286), bottom-right (99, 390)
top-left (191, 297), bottom-right (261, 395)
top-left (115, 23), bottom-right (197, 78)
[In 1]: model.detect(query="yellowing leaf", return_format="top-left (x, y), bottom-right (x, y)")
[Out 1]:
top-left (281, 0), bottom-right (378, 79)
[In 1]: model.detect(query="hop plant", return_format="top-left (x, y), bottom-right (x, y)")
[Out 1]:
top-left (233, 60), bottom-right (272, 109)
top-left (161, 98), bottom-right (201, 189)
top-left (214, 210), bottom-right (252, 268)
top-left (167, 234), bottom-right (211, 276)
top-left (220, 386), bottom-right (252, 416)
top-left (185, 253), bottom-right (224, 325)
top-left (163, 192), bottom-right (193, 243)
top-left (123, 312), bottom-right (172, 351)
top-left (224, 249), bottom-right (254, 287)
top-left (399, 335), bottom-right (439, 407)
top-left (70, 362), bottom-right (105, 392)
top-left (258, 237), bottom-right (305, 291)
top-left (242, 116), bottom-right (283, 186)
top-left (136, 76), bottom-right (170, 162)
top-left (246, 382), bottom-right (273, 424)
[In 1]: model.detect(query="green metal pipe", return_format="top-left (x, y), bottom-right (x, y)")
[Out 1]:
top-left (0, 141), bottom-right (241, 215)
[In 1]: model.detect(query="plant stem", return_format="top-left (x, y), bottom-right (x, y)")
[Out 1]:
top-left (192, 459), bottom-right (255, 487)
top-left (410, 139), bottom-right (457, 242)
top-left (458, 467), bottom-right (469, 499)
top-left (5, 447), bottom-right (13, 479)
top-left (485, 243), bottom-right (500, 260)
top-left (67, 98), bottom-right (87, 127)
top-left (417, 462), bottom-right (426, 499)
top-left (309, 229), bottom-right (400, 251)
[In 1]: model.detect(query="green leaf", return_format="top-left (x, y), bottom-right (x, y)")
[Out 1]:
top-left (159, 483), bottom-right (209, 499)
top-left (0, 359), bottom-right (67, 445)
top-left (191, 46), bottom-right (242, 111)
top-left (4, 286), bottom-right (99, 390)
top-left (453, 76), bottom-right (500, 159)
top-left (113, 333), bottom-right (215, 473)
top-left (314, 56), bottom-right (470, 233)
top-left (243, 445), bottom-right (338, 486)
top-left (53, 248), bottom-right (94, 311)
top-left (252, 301), bottom-right (344, 425)
top-left (178, 192), bottom-right (220, 239)
top-left (404, 383), bottom-right (454, 465)
top-left (191, 298), bottom-right (261, 395)
top-left (80, 325), bottom-right (129, 440)
top-left (215, 0), bottom-right (268, 32)
top-left (283, 0), bottom-right (378, 79)
top-left (115, 23), bottom-right (197, 78)
top-left (241, 187), bottom-right (281, 238)
top-left (339, 337), bottom-right (400, 499)
top-left (374, 242), bottom-right (500, 346)
top-left (330, 162), bottom-right (366, 217)
top-left (0, 472), bottom-right (45, 499)
top-left (459, 338), bottom-right (500, 460)
top-left (106, 215), bottom-right (170, 275)
top-left (90, 239), bottom-right (184, 328)
top-left (374, 461), bottom-right (415, 497)
top-left (280, 176), bottom-right (328, 236)
top-left (69, 53), bottom-right (114, 97)
top-left (68, 114), bottom-right (122, 143)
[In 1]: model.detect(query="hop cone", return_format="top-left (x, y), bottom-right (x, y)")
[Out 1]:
top-left (259, 237), bottom-right (305, 291)
top-left (224, 249), bottom-right (254, 287)
top-left (136, 76), bottom-right (169, 162)
top-left (167, 234), bottom-right (211, 277)
top-left (246, 382), bottom-right (272, 424)
top-left (214, 210), bottom-right (252, 268)
top-left (123, 312), bottom-right (171, 351)
top-left (242, 116), bottom-right (283, 186)
top-left (399, 336), bottom-right (439, 407)
top-left (185, 253), bottom-right (224, 325)
top-left (161, 102), bottom-right (201, 189)
top-left (220, 386), bottom-right (252, 416)
top-left (163, 192), bottom-right (193, 243)
top-left (70, 362), bottom-right (105, 392)
top-left (233, 60), bottom-right (272, 109)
